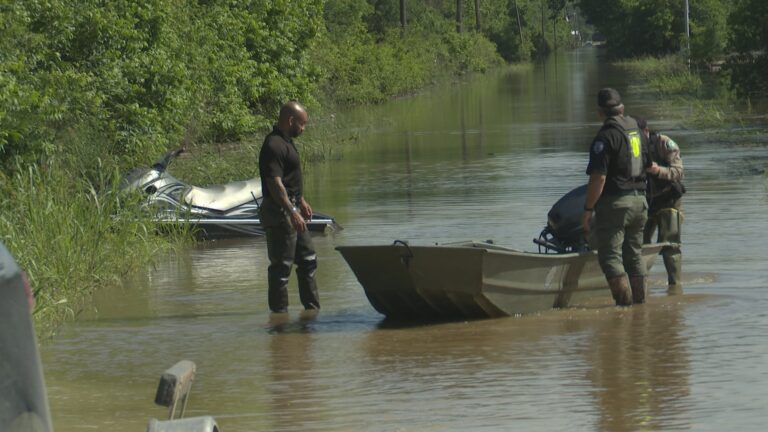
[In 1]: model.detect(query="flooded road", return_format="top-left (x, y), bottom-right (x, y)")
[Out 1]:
top-left (41, 48), bottom-right (768, 431)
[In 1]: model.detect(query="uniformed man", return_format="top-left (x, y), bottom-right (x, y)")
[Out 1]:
top-left (582, 88), bottom-right (651, 306)
top-left (258, 101), bottom-right (320, 313)
top-left (637, 118), bottom-right (685, 295)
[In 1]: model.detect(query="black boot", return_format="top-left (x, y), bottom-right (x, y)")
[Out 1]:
top-left (267, 254), bottom-right (292, 313)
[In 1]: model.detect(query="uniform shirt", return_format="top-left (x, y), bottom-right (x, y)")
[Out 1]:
top-left (648, 132), bottom-right (683, 182)
top-left (258, 126), bottom-right (303, 200)
top-left (586, 115), bottom-right (650, 195)
top-left (647, 131), bottom-right (684, 208)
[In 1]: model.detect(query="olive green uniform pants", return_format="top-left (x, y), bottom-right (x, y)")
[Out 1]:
top-left (594, 192), bottom-right (648, 279)
top-left (643, 207), bottom-right (682, 286)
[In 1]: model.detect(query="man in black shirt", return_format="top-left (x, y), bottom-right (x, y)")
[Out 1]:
top-left (258, 101), bottom-right (319, 313)
top-left (582, 88), bottom-right (651, 306)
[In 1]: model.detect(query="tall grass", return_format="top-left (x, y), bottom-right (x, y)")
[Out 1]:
top-left (615, 55), bottom-right (704, 96)
top-left (0, 160), bottom-right (186, 337)
top-left (613, 55), bottom-right (765, 128)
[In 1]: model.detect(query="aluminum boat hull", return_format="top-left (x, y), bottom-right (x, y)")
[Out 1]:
top-left (336, 241), bottom-right (667, 320)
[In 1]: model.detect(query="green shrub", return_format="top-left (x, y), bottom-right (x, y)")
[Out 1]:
top-left (0, 0), bottom-right (324, 171)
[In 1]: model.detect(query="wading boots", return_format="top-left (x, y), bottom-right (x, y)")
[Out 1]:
top-left (629, 275), bottom-right (647, 304)
top-left (607, 274), bottom-right (633, 306)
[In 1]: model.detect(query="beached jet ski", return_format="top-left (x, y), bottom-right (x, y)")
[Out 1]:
top-left (121, 148), bottom-right (340, 239)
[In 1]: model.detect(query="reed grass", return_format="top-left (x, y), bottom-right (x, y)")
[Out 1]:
top-left (0, 160), bottom-right (190, 337)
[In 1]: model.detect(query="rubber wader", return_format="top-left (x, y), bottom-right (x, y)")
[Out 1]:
top-left (644, 207), bottom-right (683, 294)
top-left (629, 275), bottom-right (647, 304)
top-left (608, 274), bottom-right (633, 306)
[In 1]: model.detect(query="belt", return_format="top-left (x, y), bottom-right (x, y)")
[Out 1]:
top-left (264, 195), bottom-right (300, 206)
top-left (613, 189), bottom-right (645, 196)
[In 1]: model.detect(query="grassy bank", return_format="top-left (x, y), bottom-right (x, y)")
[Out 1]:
top-left (613, 55), bottom-right (768, 128)
top-left (0, 150), bottom-right (196, 337)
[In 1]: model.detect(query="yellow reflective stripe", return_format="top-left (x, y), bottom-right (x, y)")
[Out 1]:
top-left (629, 130), bottom-right (641, 157)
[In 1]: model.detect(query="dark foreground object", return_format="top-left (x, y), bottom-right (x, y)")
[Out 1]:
top-left (337, 240), bottom-right (667, 321)
top-left (0, 242), bottom-right (53, 432)
top-left (1, 241), bottom-right (218, 431)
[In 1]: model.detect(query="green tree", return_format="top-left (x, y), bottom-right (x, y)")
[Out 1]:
top-left (726, 0), bottom-right (768, 96)
top-left (0, 0), bottom-right (324, 170)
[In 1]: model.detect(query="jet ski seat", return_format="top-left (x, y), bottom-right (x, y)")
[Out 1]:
top-left (183, 178), bottom-right (262, 212)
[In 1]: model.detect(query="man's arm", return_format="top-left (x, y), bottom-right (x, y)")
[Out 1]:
top-left (582, 173), bottom-right (606, 235)
top-left (656, 135), bottom-right (683, 181)
top-left (647, 135), bottom-right (683, 181)
top-left (264, 176), bottom-right (307, 232)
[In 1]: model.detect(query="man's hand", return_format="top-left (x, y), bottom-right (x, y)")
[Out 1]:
top-left (299, 198), bottom-right (313, 221)
top-left (290, 208), bottom-right (307, 233)
top-left (647, 162), bottom-right (660, 175)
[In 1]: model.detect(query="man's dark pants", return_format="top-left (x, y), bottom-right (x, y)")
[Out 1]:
top-left (260, 198), bottom-right (320, 312)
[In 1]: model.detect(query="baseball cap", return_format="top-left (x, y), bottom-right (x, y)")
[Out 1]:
top-left (597, 88), bottom-right (622, 108)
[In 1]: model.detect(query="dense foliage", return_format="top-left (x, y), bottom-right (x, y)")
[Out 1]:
top-left (0, 0), bottom-right (323, 169)
top-left (577, 0), bottom-right (767, 97)
top-left (726, 0), bottom-right (768, 97)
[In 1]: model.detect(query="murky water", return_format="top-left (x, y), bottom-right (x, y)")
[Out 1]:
top-left (41, 48), bottom-right (768, 431)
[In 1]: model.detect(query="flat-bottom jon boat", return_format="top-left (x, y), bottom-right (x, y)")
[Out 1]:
top-left (336, 240), bottom-right (668, 320)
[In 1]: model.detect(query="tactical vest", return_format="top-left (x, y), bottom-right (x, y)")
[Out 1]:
top-left (602, 115), bottom-right (646, 191)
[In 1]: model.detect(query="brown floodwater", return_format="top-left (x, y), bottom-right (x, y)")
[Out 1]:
top-left (41, 48), bottom-right (768, 431)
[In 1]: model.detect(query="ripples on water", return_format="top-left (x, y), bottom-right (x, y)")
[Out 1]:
top-left (41, 50), bottom-right (768, 431)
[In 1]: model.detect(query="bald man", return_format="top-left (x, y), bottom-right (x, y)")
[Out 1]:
top-left (258, 101), bottom-right (320, 313)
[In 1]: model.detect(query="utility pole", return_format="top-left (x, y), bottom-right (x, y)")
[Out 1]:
top-left (400, 0), bottom-right (406, 31)
top-left (456, 0), bottom-right (462, 33)
top-left (540, 0), bottom-right (545, 44)
top-left (514, 1), bottom-right (524, 48)
top-left (684, 0), bottom-right (691, 68)
top-left (474, 0), bottom-right (481, 31)
top-left (553, 13), bottom-right (557, 51)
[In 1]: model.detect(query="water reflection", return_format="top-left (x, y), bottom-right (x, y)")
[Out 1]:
top-left (265, 313), bottom-right (326, 432)
top-left (584, 302), bottom-right (691, 431)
